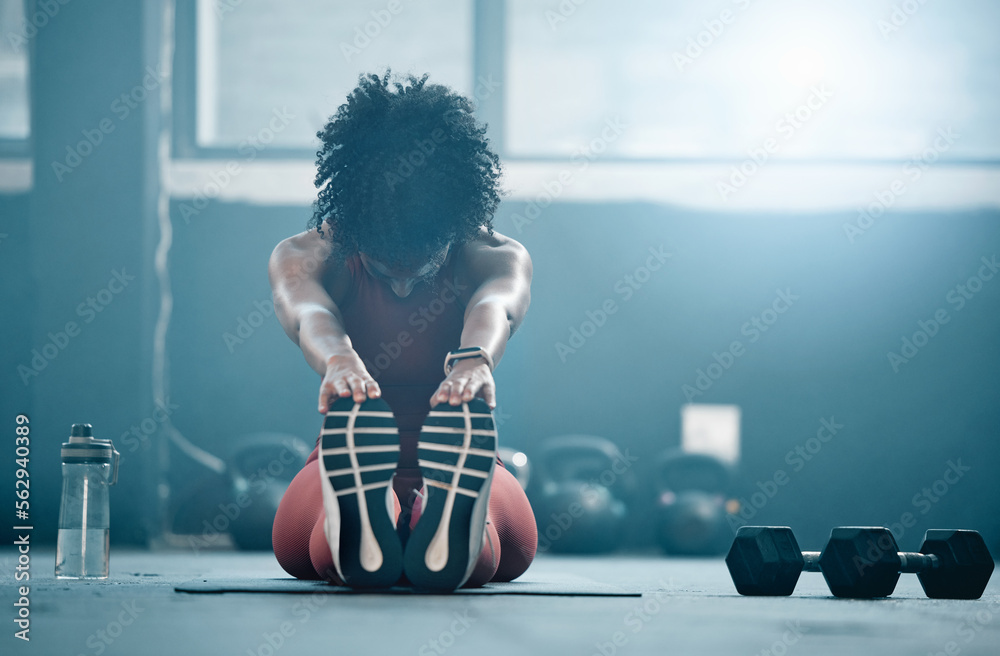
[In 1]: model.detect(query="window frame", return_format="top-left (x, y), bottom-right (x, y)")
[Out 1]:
top-left (0, 137), bottom-right (29, 157)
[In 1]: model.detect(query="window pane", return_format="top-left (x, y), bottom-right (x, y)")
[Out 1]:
top-left (0, 0), bottom-right (30, 140)
top-left (199, 0), bottom-right (473, 148)
top-left (506, 0), bottom-right (1000, 160)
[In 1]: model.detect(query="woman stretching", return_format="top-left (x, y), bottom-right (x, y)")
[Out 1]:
top-left (269, 71), bottom-right (537, 590)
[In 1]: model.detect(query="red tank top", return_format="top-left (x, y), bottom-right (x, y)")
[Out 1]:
top-left (337, 254), bottom-right (465, 468)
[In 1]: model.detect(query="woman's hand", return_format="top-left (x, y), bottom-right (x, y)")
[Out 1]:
top-left (430, 358), bottom-right (496, 409)
top-left (318, 352), bottom-right (381, 413)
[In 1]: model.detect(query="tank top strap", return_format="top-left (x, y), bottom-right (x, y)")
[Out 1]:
top-left (440, 245), bottom-right (463, 290)
top-left (340, 254), bottom-right (362, 308)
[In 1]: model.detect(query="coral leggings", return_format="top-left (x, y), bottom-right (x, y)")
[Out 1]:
top-left (272, 438), bottom-right (537, 586)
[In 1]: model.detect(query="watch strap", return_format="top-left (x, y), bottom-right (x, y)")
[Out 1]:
top-left (444, 347), bottom-right (494, 375)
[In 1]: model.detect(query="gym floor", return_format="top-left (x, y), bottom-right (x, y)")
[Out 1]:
top-left (4, 548), bottom-right (998, 655)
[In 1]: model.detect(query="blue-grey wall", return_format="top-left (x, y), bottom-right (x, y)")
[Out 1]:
top-left (162, 198), bottom-right (1000, 553)
top-left (3, 189), bottom-right (998, 553)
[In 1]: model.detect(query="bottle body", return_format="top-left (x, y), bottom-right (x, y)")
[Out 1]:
top-left (55, 462), bottom-right (111, 579)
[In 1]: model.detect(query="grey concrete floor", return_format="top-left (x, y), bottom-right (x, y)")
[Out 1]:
top-left (2, 548), bottom-right (999, 656)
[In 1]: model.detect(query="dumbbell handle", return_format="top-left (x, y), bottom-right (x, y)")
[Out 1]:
top-left (897, 552), bottom-right (941, 573)
top-left (801, 550), bottom-right (941, 573)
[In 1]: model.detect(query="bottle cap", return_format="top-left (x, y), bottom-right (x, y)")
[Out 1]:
top-left (71, 423), bottom-right (93, 438)
top-left (62, 423), bottom-right (121, 485)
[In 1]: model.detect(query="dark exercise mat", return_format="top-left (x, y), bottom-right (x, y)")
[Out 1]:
top-left (175, 572), bottom-right (639, 597)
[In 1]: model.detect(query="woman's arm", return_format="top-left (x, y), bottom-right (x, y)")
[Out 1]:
top-left (268, 230), bottom-right (381, 412)
top-left (431, 231), bottom-right (532, 409)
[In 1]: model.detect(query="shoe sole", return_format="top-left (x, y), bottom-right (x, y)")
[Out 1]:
top-left (404, 399), bottom-right (497, 591)
top-left (318, 397), bottom-right (402, 588)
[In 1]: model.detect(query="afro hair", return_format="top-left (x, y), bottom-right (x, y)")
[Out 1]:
top-left (309, 70), bottom-right (504, 269)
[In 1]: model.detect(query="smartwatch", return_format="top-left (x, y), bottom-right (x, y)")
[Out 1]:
top-left (444, 347), bottom-right (494, 375)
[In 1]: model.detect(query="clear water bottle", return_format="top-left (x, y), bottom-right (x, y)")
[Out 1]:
top-left (55, 423), bottom-right (120, 579)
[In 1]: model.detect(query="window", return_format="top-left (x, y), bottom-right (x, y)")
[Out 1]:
top-left (169, 0), bottom-right (1000, 209)
top-left (0, 0), bottom-right (30, 146)
top-left (505, 0), bottom-right (1000, 161)
top-left (180, 0), bottom-right (473, 153)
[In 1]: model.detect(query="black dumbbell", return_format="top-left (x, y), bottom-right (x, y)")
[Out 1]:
top-left (726, 526), bottom-right (994, 599)
top-left (820, 527), bottom-right (994, 599)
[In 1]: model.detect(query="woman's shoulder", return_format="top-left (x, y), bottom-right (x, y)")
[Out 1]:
top-left (455, 227), bottom-right (528, 259)
top-left (270, 227), bottom-right (357, 305)
top-left (452, 227), bottom-right (531, 283)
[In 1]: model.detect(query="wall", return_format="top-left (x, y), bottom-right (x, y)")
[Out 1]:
top-left (164, 197), bottom-right (1000, 552)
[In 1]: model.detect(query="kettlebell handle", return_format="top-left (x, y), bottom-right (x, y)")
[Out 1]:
top-left (537, 434), bottom-right (626, 477)
top-left (654, 449), bottom-right (733, 493)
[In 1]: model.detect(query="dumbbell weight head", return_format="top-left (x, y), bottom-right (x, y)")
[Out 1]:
top-left (917, 530), bottom-right (994, 599)
top-left (726, 526), bottom-right (806, 596)
top-left (818, 527), bottom-right (902, 598)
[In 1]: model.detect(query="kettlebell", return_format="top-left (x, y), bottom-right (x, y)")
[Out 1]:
top-left (530, 435), bottom-right (630, 554)
top-left (226, 433), bottom-right (310, 551)
top-left (653, 449), bottom-right (737, 555)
